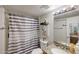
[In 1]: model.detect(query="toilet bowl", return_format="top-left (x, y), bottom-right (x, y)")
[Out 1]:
top-left (31, 48), bottom-right (43, 54)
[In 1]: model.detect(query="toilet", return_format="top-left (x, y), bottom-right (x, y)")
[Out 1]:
top-left (31, 48), bottom-right (43, 54)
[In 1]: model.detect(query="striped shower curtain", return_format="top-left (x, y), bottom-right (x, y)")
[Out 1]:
top-left (8, 14), bottom-right (40, 54)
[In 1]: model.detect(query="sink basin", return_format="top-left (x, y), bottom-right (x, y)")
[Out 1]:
top-left (51, 48), bottom-right (68, 54)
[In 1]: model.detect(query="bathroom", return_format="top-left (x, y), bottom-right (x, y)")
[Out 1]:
top-left (0, 5), bottom-right (79, 54)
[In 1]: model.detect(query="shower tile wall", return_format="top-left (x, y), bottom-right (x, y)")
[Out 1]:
top-left (39, 13), bottom-right (54, 44)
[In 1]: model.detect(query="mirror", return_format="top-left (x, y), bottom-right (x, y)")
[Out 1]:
top-left (54, 16), bottom-right (79, 43)
top-left (54, 19), bottom-right (67, 44)
top-left (54, 15), bottom-right (79, 54)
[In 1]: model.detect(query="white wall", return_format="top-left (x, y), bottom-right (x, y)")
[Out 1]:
top-left (39, 13), bottom-right (54, 44)
top-left (0, 7), bottom-right (6, 53)
top-left (47, 14), bottom-right (54, 44)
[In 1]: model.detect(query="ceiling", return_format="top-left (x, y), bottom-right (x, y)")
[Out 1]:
top-left (3, 5), bottom-right (63, 18)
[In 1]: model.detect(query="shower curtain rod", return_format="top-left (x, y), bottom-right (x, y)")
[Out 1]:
top-left (5, 11), bottom-right (25, 16)
top-left (5, 12), bottom-right (36, 19)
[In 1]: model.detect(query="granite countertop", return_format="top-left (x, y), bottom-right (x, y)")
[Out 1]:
top-left (43, 44), bottom-right (71, 54)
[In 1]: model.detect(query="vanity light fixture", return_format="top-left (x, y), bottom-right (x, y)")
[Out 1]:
top-left (54, 5), bottom-right (78, 15)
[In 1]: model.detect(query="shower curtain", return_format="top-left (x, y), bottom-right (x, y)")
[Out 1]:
top-left (8, 14), bottom-right (40, 54)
